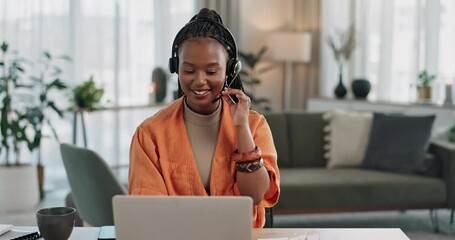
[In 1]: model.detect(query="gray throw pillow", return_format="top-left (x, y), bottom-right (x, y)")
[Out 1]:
top-left (362, 113), bottom-right (435, 173)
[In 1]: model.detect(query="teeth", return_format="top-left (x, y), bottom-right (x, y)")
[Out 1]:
top-left (193, 90), bottom-right (209, 95)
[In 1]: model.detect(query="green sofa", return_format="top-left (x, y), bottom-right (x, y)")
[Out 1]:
top-left (263, 112), bottom-right (455, 218)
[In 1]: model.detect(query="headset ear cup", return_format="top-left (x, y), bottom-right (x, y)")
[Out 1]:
top-left (226, 58), bottom-right (241, 78)
top-left (169, 57), bottom-right (179, 73)
top-left (233, 60), bottom-right (242, 78)
top-left (227, 58), bottom-right (241, 78)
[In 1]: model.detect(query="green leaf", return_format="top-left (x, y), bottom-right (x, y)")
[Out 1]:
top-left (30, 76), bottom-right (41, 82)
top-left (15, 83), bottom-right (34, 88)
top-left (46, 118), bottom-right (60, 142)
top-left (25, 107), bottom-right (44, 125)
top-left (46, 78), bottom-right (67, 90)
top-left (47, 101), bottom-right (64, 117)
top-left (58, 55), bottom-right (72, 61)
top-left (1, 42), bottom-right (8, 53)
top-left (16, 66), bottom-right (25, 72)
top-left (43, 51), bottom-right (52, 60)
top-left (251, 79), bottom-right (261, 85)
top-left (51, 66), bottom-right (62, 76)
top-left (28, 131), bottom-right (41, 151)
top-left (257, 46), bottom-right (268, 60)
top-left (0, 98), bottom-right (10, 148)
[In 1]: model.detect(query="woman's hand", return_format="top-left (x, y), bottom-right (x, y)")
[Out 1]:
top-left (221, 88), bottom-right (251, 127)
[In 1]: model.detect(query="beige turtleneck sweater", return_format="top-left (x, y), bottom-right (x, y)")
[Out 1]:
top-left (183, 100), bottom-right (222, 193)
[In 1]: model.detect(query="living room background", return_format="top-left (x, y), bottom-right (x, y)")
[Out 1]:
top-left (1, 0), bottom-right (455, 188)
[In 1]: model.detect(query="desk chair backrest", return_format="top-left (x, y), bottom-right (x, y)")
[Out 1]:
top-left (60, 143), bottom-right (127, 226)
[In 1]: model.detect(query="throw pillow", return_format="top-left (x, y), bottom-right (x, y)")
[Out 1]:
top-left (362, 113), bottom-right (435, 173)
top-left (324, 110), bottom-right (373, 168)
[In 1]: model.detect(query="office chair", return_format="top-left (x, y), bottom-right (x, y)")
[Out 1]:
top-left (264, 207), bottom-right (274, 228)
top-left (60, 143), bottom-right (127, 227)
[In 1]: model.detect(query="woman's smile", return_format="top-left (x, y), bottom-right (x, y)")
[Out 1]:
top-left (178, 38), bottom-right (228, 114)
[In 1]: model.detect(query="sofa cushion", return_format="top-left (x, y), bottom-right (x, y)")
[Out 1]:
top-left (362, 113), bottom-right (435, 173)
top-left (324, 110), bottom-right (373, 168)
top-left (276, 168), bottom-right (446, 210)
top-left (287, 112), bottom-right (327, 167)
top-left (263, 112), bottom-right (291, 167)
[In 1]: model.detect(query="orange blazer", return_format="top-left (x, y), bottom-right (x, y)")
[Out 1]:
top-left (129, 97), bottom-right (280, 228)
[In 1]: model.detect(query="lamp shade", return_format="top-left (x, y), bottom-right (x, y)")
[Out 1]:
top-left (267, 32), bottom-right (312, 63)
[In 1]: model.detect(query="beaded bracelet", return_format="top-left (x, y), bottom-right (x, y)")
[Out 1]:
top-left (236, 158), bottom-right (264, 173)
top-left (232, 146), bottom-right (262, 163)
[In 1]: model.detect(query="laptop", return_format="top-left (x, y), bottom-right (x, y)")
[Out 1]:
top-left (112, 195), bottom-right (253, 240)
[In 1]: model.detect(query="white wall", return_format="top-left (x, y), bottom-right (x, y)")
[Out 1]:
top-left (239, 0), bottom-right (294, 111)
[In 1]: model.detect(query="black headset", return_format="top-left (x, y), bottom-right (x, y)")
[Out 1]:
top-left (168, 15), bottom-right (242, 83)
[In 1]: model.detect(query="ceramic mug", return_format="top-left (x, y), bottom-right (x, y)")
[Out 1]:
top-left (36, 207), bottom-right (76, 240)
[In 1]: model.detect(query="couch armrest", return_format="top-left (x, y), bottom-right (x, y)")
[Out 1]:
top-left (429, 139), bottom-right (455, 208)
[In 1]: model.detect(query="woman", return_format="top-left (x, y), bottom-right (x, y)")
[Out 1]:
top-left (129, 8), bottom-right (280, 228)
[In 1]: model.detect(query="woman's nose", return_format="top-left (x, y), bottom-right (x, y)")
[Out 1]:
top-left (195, 71), bottom-right (207, 84)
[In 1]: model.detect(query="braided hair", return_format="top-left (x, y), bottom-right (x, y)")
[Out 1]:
top-left (173, 8), bottom-right (244, 98)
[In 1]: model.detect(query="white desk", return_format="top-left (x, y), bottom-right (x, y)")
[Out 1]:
top-left (0, 227), bottom-right (410, 240)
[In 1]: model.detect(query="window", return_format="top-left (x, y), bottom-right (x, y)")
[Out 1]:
top-left (0, 0), bottom-right (195, 187)
top-left (322, 0), bottom-right (455, 103)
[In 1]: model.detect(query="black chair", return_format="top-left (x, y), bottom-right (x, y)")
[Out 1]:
top-left (264, 207), bottom-right (274, 228)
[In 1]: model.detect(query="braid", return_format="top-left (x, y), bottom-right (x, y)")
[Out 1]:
top-left (175, 8), bottom-right (244, 98)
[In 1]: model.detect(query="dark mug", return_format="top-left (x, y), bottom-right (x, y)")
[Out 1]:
top-left (36, 207), bottom-right (76, 240)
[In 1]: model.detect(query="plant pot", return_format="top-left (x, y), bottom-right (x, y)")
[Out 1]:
top-left (152, 68), bottom-right (168, 103)
top-left (0, 165), bottom-right (39, 212)
top-left (37, 164), bottom-right (45, 200)
top-left (418, 86), bottom-right (432, 100)
top-left (351, 79), bottom-right (371, 99)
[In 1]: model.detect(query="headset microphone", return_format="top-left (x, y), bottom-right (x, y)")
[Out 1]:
top-left (211, 70), bottom-right (241, 104)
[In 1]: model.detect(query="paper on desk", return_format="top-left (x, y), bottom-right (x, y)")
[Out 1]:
top-left (258, 238), bottom-right (289, 240)
top-left (258, 231), bottom-right (334, 240)
top-left (0, 224), bottom-right (13, 236)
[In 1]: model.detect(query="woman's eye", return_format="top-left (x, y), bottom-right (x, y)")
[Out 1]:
top-left (183, 69), bottom-right (194, 74)
top-left (206, 70), bottom-right (217, 75)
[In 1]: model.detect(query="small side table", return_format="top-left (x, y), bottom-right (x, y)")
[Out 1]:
top-left (72, 109), bottom-right (88, 148)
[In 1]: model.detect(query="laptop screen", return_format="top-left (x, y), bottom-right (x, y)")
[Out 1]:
top-left (113, 195), bottom-right (253, 240)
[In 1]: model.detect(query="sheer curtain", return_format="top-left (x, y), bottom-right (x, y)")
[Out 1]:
top-left (321, 0), bottom-right (455, 103)
top-left (0, 0), bottom-right (195, 187)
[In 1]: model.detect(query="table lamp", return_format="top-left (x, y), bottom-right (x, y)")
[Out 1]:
top-left (267, 32), bottom-right (311, 110)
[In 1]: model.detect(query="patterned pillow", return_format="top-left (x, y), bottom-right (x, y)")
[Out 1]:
top-left (324, 110), bottom-right (373, 168)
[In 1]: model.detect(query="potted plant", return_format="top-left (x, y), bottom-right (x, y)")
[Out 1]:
top-left (68, 76), bottom-right (104, 147)
top-left (239, 46), bottom-right (275, 111)
top-left (25, 50), bottom-right (70, 198)
top-left (70, 76), bottom-right (104, 111)
top-left (0, 41), bottom-right (39, 211)
top-left (417, 70), bottom-right (436, 101)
